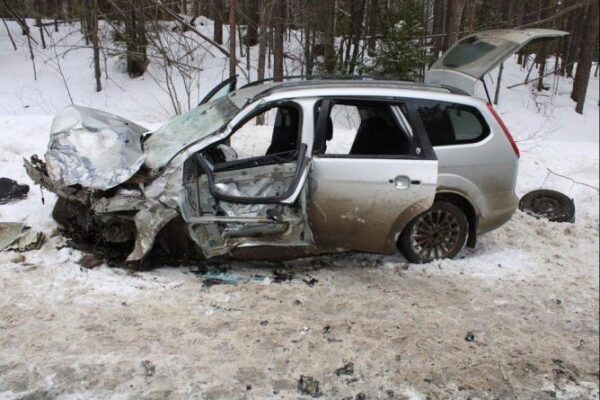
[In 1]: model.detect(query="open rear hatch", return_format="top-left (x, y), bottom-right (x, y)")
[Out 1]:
top-left (425, 29), bottom-right (568, 95)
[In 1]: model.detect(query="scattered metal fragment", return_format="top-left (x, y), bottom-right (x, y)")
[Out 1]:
top-left (202, 270), bottom-right (240, 288)
top-left (0, 223), bottom-right (44, 252)
top-left (141, 360), bottom-right (156, 378)
top-left (465, 332), bottom-right (475, 342)
top-left (79, 254), bottom-right (103, 269)
top-left (0, 178), bottom-right (29, 204)
top-left (297, 375), bottom-right (322, 398)
top-left (335, 362), bottom-right (354, 376)
top-left (303, 277), bottom-right (318, 287)
top-left (272, 269), bottom-right (294, 283)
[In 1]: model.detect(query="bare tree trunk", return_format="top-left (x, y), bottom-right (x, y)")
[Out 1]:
top-left (273, 0), bottom-right (284, 81)
top-left (536, 0), bottom-right (553, 91)
top-left (245, 0), bottom-right (258, 46)
top-left (257, 0), bottom-right (270, 82)
top-left (229, 0), bottom-right (237, 78)
top-left (367, 0), bottom-right (379, 55)
top-left (348, 0), bottom-right (367, 74)
top-left (432, 0), bottom-right (445, 55)
top-left (90, 0), bottom-right (101, 91)
top-left (565, 4), bottom-right (585, 78)
top-left (304, 25), bottom-right (313, 76)
top-left (323, 0), bottom-right (336, 73)
top-left (572, 0), bottom-right (599, 113)
top-left (2, 17), bottom-right (17, 50)
top-left (124, 0), bottom-right (148, 77)
top-left (213, 0), bottom-right (223, 45)
top-left (54, 0), bottom-right (60, 31)
top-left (35, 15), bottom-right (46, 49)
top-left (442, 0), bottom-right (461, 51)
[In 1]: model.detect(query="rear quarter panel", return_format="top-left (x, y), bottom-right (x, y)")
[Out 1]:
top-left (433, 100), bottom-right (519, 232)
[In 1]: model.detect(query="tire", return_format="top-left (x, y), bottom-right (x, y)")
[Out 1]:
top-left (398, 201), bottom-right (469, 263)
top-left (518, 189), bottom-right (575, 223)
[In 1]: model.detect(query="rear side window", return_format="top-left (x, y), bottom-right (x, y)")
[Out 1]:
top-left (315, 100), bottom-right (414, 157)
top-left (416, 101), bottom-right (489, 146)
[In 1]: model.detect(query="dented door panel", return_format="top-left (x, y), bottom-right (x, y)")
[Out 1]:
top-left (181, 148), bottom-right (314, 258)
top-left (182, 160), bottom-right (313, 258)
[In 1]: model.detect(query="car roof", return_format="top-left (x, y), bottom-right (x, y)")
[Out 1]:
top-left (234, 79), bottom-right (481, 108)
top-left (241, 79), bottom-right (459, 98)
top-left (274, 79), bottom-right (453, 93)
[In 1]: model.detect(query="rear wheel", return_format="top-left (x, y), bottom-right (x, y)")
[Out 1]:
top-left (398, 201), bottom-right (468, 263)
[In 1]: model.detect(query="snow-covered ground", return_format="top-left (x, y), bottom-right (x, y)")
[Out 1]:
top-left (0, 20), bottom-right (598, 399)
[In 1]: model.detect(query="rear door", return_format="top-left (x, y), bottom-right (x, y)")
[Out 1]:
top-left (425, 29), bottom-right (568, 95)
top-left (307, 99), bottom-right (438, 254)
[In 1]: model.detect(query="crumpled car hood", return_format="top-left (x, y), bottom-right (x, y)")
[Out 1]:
top-left (46, 106), bottom-right (148, 190)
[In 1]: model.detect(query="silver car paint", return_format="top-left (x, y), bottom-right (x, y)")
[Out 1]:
top-left (46, 105), bottom-right (147, 190)
top-left (26, 82), bottom-right (518, 261)
top-left (425, 28), bottom-right (568, 94)
top-left (308, 157), bottom-right (438, 254)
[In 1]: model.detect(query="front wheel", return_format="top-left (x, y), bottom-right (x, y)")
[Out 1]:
top-left (398, 201), bottom-right (468, 263)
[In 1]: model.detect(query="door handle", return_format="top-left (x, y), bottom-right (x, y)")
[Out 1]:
top-left (390, 175), bottom-right (411, 189)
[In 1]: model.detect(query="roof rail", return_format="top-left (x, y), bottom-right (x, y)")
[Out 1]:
top-left (239, 74), bottom-right (412, 89)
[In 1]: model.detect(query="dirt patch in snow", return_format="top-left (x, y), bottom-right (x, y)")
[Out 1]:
top-left (0, 212), bottom-right (598, 400)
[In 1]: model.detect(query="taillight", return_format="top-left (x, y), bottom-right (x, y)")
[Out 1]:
top-left (487, 103), bottom-right (520, 158)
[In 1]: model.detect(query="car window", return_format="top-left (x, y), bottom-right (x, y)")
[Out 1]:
top-left (317, 101), bottom-right (413, 157)
top-left (326, 105), bottom-right (361, 154)
top-left (416, 101), bottom-right (489, 146)
top-left (229, 104), bottom-right (301, 160)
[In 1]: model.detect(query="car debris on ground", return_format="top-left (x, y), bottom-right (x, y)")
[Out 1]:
top-left (297, 375), bottom-right (322, 397)
top-left (519, 189), bottom-right (576, 223)
top-left (0, 223), bottom-right (44, 252)
top-left (0, 177), bottom-right (29, 204)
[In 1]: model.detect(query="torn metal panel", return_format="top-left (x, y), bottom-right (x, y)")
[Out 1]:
top-left (180, 158), bottom-right (313, 258)
top-left (45, 106), bottom-right (147, 190)
top-left (126, 203), bottom-right (178, 262)
top-left (90, 188), bottom-right (146, 213)
top-left (24, 156), bottom-right (92, 205)
top-left (0, 223), bottom-right (44, 252)
top-left (212, 163), bottom-right (297, 200)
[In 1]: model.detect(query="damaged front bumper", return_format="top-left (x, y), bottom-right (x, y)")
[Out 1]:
top-left (24, 155), bottom-right (91, 205)
top-left (24, 156), bottom-right (177, 262)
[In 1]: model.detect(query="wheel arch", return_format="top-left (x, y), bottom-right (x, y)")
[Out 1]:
top-left (434, 191), bottom-right (478, 247)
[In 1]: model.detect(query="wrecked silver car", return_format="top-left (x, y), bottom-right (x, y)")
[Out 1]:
top-left (24, 30), bottom-right (566, 263)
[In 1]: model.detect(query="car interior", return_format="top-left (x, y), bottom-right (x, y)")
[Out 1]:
top-left (317, 101), bottom-right (413, 156)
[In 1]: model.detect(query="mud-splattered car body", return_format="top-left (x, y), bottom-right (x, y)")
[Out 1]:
top-left (24, 29), bottom-right (566, 263)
